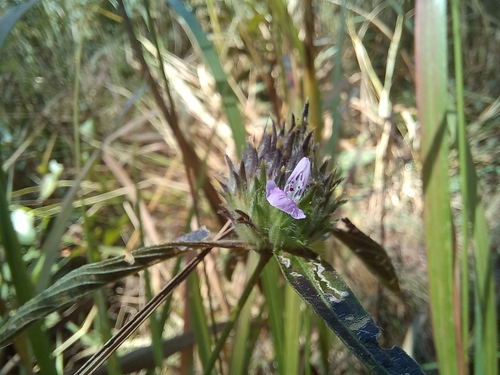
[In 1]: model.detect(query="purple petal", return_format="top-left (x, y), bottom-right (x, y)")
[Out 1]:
top-left (284, 157), bottom-right (310, 202)
top-left (266, 180), bottom-right (306, 219)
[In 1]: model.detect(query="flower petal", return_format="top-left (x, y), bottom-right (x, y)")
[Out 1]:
top-left (285, 157), bottom-right (310, 202)
top-left (266, 180), bottom-right (306, 219)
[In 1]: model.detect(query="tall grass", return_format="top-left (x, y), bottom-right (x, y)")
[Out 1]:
top-left (416, 1), bottom-right (498, 374)
top-left (415, 1), bottom-right (460, 373)
top-left (0, 0), bottom-right (498, 374)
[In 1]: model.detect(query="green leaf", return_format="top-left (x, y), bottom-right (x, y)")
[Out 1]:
top-left (187, 272), bottom-right (212, 369)
top-left (0, 144), bottom-right (57, 375)
top-left (275, 250), bottom-right (423, 375)
top-left (229, 252), bottom-right (260, 375)
top-left (451, 0), bottom-right (498, 372)
top-left (0, 0), bottom-right (41, 51)
top-left (0, 230), bottom-right (243, 348)
top-left (331, 218), bottom-right (401, 293)
top-left (283, 282), bottom-right (302, 375)
top-left (260, 258), bottom-right (285, 372)
top-left (459, 119), bottom-right (497, 374)
top-left (415, 1), bottom-right (460, 373)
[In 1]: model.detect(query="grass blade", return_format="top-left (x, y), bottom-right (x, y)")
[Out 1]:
top-left (167, 0), bottom-right (246, 158)
top-left (303, 0), bottom-right (322, 140)
top-left (0, 155), bottom-right (57, 374)
top-left (0, 0), bottom-right (40, 51)
top-left (325, 0), bottom-right (347, 161)
top-left (260, 258), bottom-right (285, 374)
top-left (35, 85), bottom-right (149, 292)
top-left (203, 253), bottom-right (272, 375)
top-left (283, 282), bottom-right (302, 375)
top-left (187, 271), bottom-right (212, 369)
top-left (0, 232), bottom-right (244, 347)
top-left (229, 251), bottom-right (260, 375)
top-left (415, 1), bottom-right (461, 373)
top-left (451, 1), bottom-right (498, 373)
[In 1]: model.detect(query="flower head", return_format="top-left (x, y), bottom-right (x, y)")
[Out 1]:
top-left (266, 157), bottom-right (310, 219)
top-left (220, 103), bottom-right (344, 254)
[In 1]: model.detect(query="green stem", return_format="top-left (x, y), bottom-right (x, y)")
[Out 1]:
top-left (203, 253), bottom-right (272, 375)
top-left (73, 31), bottom-right (82, 173)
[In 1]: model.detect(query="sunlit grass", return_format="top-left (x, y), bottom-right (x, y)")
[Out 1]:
top-left (0, 0), bottom-right (499, 374)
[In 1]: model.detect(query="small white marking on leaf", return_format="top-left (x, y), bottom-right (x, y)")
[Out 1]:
top-left (345, 315), bottom-right (371, 331)
top-left (278, 255), bottom-right (291, 268)
top-left (325, 293), bottom-right (341, 303)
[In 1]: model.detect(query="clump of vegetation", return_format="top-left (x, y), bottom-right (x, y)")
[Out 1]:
top-left (0, 0), bottom-right (498, 374)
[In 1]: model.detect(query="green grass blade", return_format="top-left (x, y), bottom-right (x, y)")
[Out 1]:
top-left (415, 1), bottom-right (460, 374)
top-left (0, 156), bottom-right (57, 375)
top-left (0, 231), bottom-right (230, 347)
top-left (267, 0), bottom-right (303, 58)
top-left (458, 100), bottom-right (498, 375)
top-left (167, 0), bottom-right (246, 158)
top-left (450, 0), bottom-right (470, 370)
top-left (229, 251), bottom-right (260, 375)
top-left (471, 192), bottom-right (497, 375)
top-left (303, 0), bottom-right (322, 140)
top-left (325, 0), bottom-right (346, 161)
top-left (204, 253), bottom-right (272, 375)
top-left (187, 271), bottom-right (213, 370)
top-left (260, 258), bottom-right (285, 374)
top-left (303, 310), bottom-right (311, 375)
top-left (0, 0), bottom-right (40, 51)
top-left (451, 1), bottom-right (498, 372)
top-left (283, 282), bottom-right (302, 375)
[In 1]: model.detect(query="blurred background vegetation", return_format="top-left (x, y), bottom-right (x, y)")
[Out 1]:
top-left (0, 0), bottom-right (499, 374)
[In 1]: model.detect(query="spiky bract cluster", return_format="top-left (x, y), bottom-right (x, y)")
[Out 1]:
top-left (220, 104), bottom-right (344, 255)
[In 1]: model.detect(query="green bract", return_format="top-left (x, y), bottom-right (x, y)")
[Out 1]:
top-left (220, 104), bottom-right (344, 255)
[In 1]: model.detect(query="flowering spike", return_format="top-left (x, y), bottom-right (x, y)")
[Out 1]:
top-left (220, 103), bottom-right (344, 254)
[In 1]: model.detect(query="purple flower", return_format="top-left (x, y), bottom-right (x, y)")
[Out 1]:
top-left (266, 157), bottom-right (311, 219)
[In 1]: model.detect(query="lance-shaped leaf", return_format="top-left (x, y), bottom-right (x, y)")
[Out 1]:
top-left (331, 218), bottom-right (401, 293)
top-left (276, 250), bottom-right (423, 375)
top-left (0, 0), bottom-right (40, 51)
top-left (0, 229), bottom-right (244, 348)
